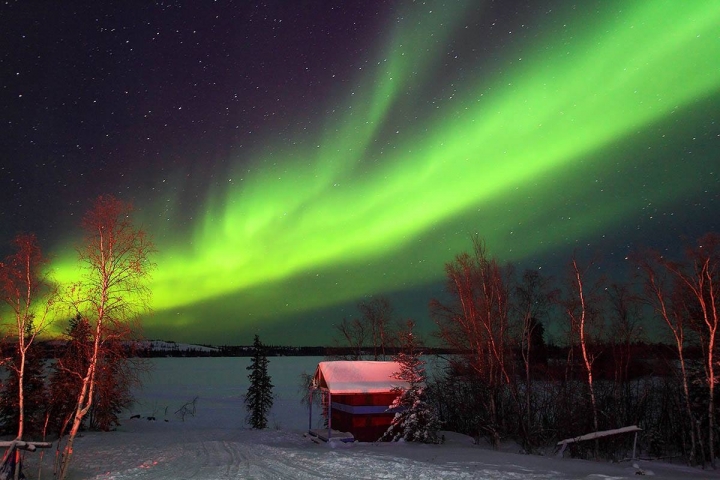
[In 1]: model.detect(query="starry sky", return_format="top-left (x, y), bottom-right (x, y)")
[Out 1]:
top-left (2, 1), bottom-right (719, 346)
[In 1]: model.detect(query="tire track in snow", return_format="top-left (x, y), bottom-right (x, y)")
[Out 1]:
top-left (237, 443), bottom-right (325, 479)
top-left (221, 440), bottom-right (241, 478)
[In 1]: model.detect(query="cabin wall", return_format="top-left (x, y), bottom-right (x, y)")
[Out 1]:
top-left (330, 392), bottom-right (399, 442)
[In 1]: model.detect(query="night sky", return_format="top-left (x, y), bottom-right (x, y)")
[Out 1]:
top-left (2, 1), bottom-right (719, 346)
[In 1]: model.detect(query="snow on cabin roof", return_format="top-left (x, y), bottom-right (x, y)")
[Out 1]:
top-left (313, 361), bottom-right (409, 394)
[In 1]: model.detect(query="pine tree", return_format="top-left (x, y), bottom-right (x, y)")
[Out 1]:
top-left (244, 335), bottom-right (274, 429)
top-left (382, 320), bottom-right (441, 443)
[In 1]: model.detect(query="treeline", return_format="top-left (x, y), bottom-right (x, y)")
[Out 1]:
top-left (131, 344), bottom-right (459, 358)
top-left (332, 234), bottom-right (720, 468)
top-left (15, 339), bottom-right (691, 375)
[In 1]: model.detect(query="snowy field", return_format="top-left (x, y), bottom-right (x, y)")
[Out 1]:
top-left (23, 357), bottom-right (720, 479)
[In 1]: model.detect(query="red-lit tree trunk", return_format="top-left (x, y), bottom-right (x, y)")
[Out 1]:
top-left (562, 256), bottom-right (600, 458)
top-left (431, 237), bottom-right (513, 447)
top-left (1, 234), bottom-right (54, 480)
top-left (57, 196), bottom-right (154, 480)
top-left (637, 255), bottom-right (697, 465)
top-left (658, 234), bottom-right (720, 468)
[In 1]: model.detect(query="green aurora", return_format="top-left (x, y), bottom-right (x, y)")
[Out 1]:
top-left (49, 0), bottom-right (720, 344)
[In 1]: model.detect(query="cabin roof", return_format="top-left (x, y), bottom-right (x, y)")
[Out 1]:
top-left (312, 361), bottom-right (409, 394)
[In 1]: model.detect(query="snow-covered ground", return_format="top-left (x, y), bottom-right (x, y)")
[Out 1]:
top-left (22, 357), bottom-right (720, 479)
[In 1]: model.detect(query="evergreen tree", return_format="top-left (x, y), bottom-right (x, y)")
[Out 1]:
top-left (244, 335), bottom-right (274, 429)
top-left (87, 350), bottom-right (135, 432)
top-left (48, 315), bottom-right (136, 435)
top-left (0, 324), bottom-right (48, 439)
top-left (47, 315), bottom-right (92, 436)
top-left (382, 320), bottom-right (441, 443)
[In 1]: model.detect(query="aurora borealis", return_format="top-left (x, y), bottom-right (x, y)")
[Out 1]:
top-left (2, 1), bottom-right (719, 345)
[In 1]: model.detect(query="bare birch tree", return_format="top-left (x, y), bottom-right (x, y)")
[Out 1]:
top-left (333, 316), bottom-right (367, 360)
top-left (604, 282), bottom-right (644, 433)
top-left (431, 237), bottom-right (513, 447)
top-left (0, 233), bottom-right (55, 478)
top-left (513, 268), bottom-right (557, 450)
top-left (561, 255), bottom-right (601, 458)
top-left (644, 234), bottom-right (720, 467)
top-left (636, 253), bottom-right (698, 464)
top-left (333, 297), bottom-right (394, 360)
top-left (358, 296), bottom-right (394, 360)
top-left (605, 283), bottom-right (643, 386)
top-left (57, 196), bottom-right (154, 480)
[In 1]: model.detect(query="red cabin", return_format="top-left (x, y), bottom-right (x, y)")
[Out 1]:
top-left (308, 361), bottom-right (408, 442)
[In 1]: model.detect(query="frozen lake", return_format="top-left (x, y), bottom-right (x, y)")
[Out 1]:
top-left (132, 356), bottom-right (327, 431)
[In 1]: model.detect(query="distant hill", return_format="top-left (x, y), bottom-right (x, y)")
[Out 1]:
top-left (139, 339), bottom-right (220, 355)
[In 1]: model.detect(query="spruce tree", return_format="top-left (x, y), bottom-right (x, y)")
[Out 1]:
top-left (0, 328), bottom-right (48, 439)
top-left (88, 352), bottom-right (135, 432)
top-left (48, 315), bottom-right (135, 435)
top-left (244, 335), bottom-right (274, 429)
top-left (382, 320), bottom-right (441, 443)
top-left (47, 315), bottom-right (90, 436)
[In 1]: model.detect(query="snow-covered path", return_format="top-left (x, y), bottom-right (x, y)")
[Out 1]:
top-left (50, 421), bottom-right (719, 480)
